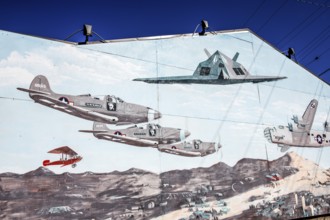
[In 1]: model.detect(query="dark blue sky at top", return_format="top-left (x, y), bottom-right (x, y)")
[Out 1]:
top-left (0, 0), bottom-right (329, 83)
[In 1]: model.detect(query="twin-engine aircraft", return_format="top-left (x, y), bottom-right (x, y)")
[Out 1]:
top-left (133, 49), bottom-right (287, 85)
top-left (17, 75), bottom-right (161, 125)
top-left (43, 146), bottom-right (82, 168)
top-left (79, 122), bottom-right (219, 157)
top-left (264, 99), bottom-right (330, 152)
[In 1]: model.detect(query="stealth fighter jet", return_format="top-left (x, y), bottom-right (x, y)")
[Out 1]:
top-left (17, 75), bottom-right (161, 125)
top-left (79, 121), bottom-right (191, 147)
top-left (264, 99), bottom-right (330, 152)
top-left (133, 50), bottom-right (287, 85)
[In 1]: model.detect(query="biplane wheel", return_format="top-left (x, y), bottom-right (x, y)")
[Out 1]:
top-left (72, 164), bottom-right (77, 168)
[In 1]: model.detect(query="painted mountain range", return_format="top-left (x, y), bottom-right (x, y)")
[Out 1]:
top-left (1, 152), bottom-right (329, 220)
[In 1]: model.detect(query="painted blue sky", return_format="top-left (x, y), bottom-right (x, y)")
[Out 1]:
top-left (0, 0), bottom-right (329, 83)
top-left (0, 29), bottom-right (329, 174)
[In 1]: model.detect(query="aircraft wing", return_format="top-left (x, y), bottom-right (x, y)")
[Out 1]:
top-left (79, 130), bottom-right (109, 133)
top-left (158, 146), bottom-right (202, 157)
top-left (133, 75), bottom-right (287, 85)
top-left (133, 75), bottom-right (197, 84)
top-left (48, 146), bottom-right (78, 156)
top-left (248, 75), bottom-right (287, 83)
top-left (103, 134), bottom-right (159, 146)
top-left (17, 87), bottom-right (51, 95)
top-left (71, 105), bottom-right (118, 122)
top-left (32, 94), bottom-right (118, 123)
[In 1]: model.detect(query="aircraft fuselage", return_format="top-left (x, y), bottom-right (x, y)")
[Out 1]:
top-left (93, 123), bottom-right (190, 147)
top-left (264, 126), bottom-right (330, 148)
top-left (31, 93), bottom-right (160, 124)
top-left (158, 140), bottom-right (218, 157)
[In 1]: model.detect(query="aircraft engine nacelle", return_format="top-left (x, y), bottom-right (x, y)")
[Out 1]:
top-left (292, 115), bottom-right (298, 124)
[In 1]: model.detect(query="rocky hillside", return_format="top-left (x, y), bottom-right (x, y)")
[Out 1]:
top-left (0, 152), bottom-right (327, 220)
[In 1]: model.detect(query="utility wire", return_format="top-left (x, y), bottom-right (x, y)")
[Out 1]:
top-left (301, 36), bottom-right (330, 63)
top-left (305, 47), bottom-right (330, 66)
top-left (295, 0), bottom-right (330, 8)
top-left (0, 96), bottom-right (32, 102)
top-left (276, 5), bottom-right (323, 45)
top-left (298, 25), bottom-right (330, 58)
top-left (257, 0), bottom-right (289, 33)
top-left (80, 47), bottom-right (194, 72)
top-left (300, 34), bottom-right (330, 62)
top-left (243, 58), bottom-right (287, 158)
top-left (279, 6), bottom-right (329, 47)
top-left (243, 0), bottom-right (267, 27)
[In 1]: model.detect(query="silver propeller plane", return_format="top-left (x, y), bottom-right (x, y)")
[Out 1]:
top-left (133, 49), bottom-right (287, 85)
top-left (17, 75), bottom-right (161, 125)
top-left (158, 139), bottom-right (221, 157)
top-left (79, 122), bottom-right (191, 147)
top-left (80, 122), bottom-right (219, 157)
top-left (264, 99), bottom-right (330, 152)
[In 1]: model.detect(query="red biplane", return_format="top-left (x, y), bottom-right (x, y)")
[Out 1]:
top-left (42, 146), bottom-right (82, 168)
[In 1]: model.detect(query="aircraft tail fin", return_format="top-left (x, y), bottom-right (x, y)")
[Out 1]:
top-left (301, 99), bottom-right (318, 132)
top-left (232, 52), bottom-right (239, 62)
top-left (93, 121), bottom-right (110, 132)
top-left (29, 75), bottom-right (54, 94)
top-left (79, 122), bottom-right (109, 134)
top-left (204, 48), bottom-right (212, 58)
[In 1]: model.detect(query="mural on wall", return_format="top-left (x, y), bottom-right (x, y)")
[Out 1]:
top-left (0, 29), bottom-right (330, 219)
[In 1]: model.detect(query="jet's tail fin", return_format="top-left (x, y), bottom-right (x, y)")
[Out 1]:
top-left (301, 99), bottom-right (318, 132)
top-left (29, 75), bottom-right (54, 94)
top-left (79, 122), bottom-right (110, 134)
top-left (204, 48), bottom-right (212, 58)
top-left (232, 52), bottom-right (239, 62)
top-left (93, 121), bottom-right (110, 132)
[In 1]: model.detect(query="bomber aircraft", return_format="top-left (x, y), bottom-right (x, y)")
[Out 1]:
top-left (17, 75), bottom-right (161, 125)
top-left (264, 99), bottom-right (330, 152)
top-left (79, 121), bottom-right (191, 147)
top-left (133, 49), bottom-right (287, 85)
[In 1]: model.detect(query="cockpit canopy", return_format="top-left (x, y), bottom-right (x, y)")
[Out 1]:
top-left (137, 124), bottom-right (161, 130)
top-left (105, 95), bottom-right (124, 103)
top-left (77, 94), bottom-right (100, 100)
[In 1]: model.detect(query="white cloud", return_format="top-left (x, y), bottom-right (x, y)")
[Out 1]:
top-left (0, 44), bottom-right (148, 87)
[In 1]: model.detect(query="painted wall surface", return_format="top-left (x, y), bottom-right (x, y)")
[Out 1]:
top-left (0, 29), bottom-right (330, 219)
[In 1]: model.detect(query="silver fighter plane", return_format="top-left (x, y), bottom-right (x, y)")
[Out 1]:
top-left (79, 122), bottom-right (191, 147)
top-left (264, 99), bottom-right (330, 152)
top-left (158, 139), bottom-right (221, 157)
top-left (133, 49), bottom-right (287, 85)
top-left (80, 122), bottom-right (219, 157)
top-left (17, 75), bottom-right (161, 125)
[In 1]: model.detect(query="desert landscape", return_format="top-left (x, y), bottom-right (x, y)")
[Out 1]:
top-left (1, 152), bottom-right (330, 220)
